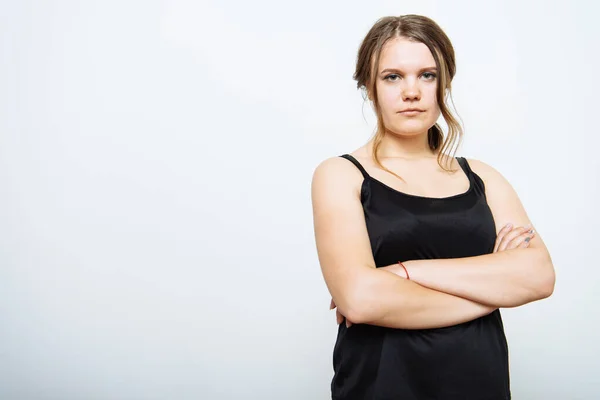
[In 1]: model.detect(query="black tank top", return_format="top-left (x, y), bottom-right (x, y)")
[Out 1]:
top-left (332, 154), bottom-right (510, 400)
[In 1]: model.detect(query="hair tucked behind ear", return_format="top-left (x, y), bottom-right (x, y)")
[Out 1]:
top-left (354, 14), bottom-right (463, 177)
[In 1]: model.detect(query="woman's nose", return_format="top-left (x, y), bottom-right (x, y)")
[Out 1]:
top-left (402, 80), bottom-right (421, 101)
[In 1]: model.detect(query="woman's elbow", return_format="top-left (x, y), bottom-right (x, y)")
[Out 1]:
top-left (340, 291), bottom-right (375, 324)
top-left (332, 283), bottom-right (373, 324)
top-left (341, 269), bottom-right (409, 323)
top-left (539, 265), bottom-right (556, 299)
top-left (340, 283), bottom-right (385, 324)
top-left (531, 255), bottom-right (556, 301)
top-left (538, 250), bottom-right (556, 298)
top-left (507, 260), bottom-right (555, 307)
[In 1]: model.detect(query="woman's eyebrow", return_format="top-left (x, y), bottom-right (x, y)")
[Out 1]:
top-left (380, 67), bottom-right (437, 74)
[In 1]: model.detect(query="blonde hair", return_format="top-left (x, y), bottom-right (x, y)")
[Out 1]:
top-left (353, 15), bottom-right (463, 176)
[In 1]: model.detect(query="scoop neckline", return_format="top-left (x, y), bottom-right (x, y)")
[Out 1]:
top-left (365, 171), bottom-right (474, 200)
top-left (349, 154), bottom-right (473, 200)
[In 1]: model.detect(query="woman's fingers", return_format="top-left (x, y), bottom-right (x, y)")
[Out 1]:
top-left (497, 227), bottom-right (526, 251)
top-left (493, 223), bottom-right (514, 253)
top-left (503, 226), bottom-right (535, 250)
top-left (497, 226), bottom-right (530, 252)
top-left (330, 298), bottom-right (353, 327)
top-left (515, 230), bottom-right (536, 248)
top-left (494, 224), bottom-right (536, 252)
top-left (331, 298), bottom-right (346, 325)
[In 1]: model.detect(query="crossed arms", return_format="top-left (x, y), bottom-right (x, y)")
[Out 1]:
top-left (311, 157), bottom-right (555, 330)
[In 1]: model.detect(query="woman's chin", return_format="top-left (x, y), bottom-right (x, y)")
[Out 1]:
top-left (387, 123), bottom-right (432, 136)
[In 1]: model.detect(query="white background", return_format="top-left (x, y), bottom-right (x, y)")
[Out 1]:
top-left (1, 1), bottom-right (598, 399)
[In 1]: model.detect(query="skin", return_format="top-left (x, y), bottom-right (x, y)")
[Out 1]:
top-left (312, 36), bottom-right (555, 329)
top-left (332, 225), bottom-right (537, 327)
top-left (374, 37), bottom-right (441, 144)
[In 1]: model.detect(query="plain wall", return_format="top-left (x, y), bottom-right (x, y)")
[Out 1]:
top-left (1, 0), bottom-right (598, 399)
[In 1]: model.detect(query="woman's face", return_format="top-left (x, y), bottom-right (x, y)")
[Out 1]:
top-left (373, 37), bottom-right (441, 137)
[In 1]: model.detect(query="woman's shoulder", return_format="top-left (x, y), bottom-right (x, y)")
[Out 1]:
top-left (464, 157), bottom-right (501, 177)
top-left (313, 146), bottom-right (371, 176)
top-left (312, 154), bottom-right (361, 176)
top-left (311, 154), bottom-right (366, 196)
top-left (463, 157), bottom-right (514, 193)
top-left (311, 156), bottom-right (366, 212)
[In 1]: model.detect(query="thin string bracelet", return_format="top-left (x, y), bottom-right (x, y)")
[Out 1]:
top-left (398, 261), bottom-right (410, 280)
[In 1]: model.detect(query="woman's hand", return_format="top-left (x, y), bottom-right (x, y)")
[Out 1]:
top-left (493, 223), bottom-right (536, 252)
top-left (330, 298), bottom-right (354, 328)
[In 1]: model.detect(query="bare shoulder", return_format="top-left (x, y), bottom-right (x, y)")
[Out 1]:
top-left (463, 157), bottom-right (524, 200)
top-left (464, 158), bottom-right (506, 183)
top-left (463, 157), bottom-right (520, 214)
top-left (311, 155), bottom-right (364, 199)
top-left (312, 155), bottom-right (357, 178)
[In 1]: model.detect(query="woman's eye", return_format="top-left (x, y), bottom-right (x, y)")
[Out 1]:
top-left (384, 73), bottom-right (436, 81)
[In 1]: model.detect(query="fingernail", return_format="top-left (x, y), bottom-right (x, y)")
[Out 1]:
top-left (505, 223), bottom-right (513, 229)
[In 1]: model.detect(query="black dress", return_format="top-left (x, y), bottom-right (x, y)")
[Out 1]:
top-left (332, 154), bottom-right (510, 400)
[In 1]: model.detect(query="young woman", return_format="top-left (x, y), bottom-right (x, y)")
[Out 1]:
top-left (311, 15), bottom-right (555, 400)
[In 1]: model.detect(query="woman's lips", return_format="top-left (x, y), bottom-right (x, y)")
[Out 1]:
top-left (399, 110), bottom-right (424, 116)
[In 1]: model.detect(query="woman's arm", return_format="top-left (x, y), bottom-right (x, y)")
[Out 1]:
top-left (312, 157), bottom-right (496, 329)
top-left (399, 159), bottom-right (555, 308)
top-left (354, 268), bottom-right (498, 329)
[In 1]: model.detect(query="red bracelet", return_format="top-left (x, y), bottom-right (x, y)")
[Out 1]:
top-left (398, 261), bottom-right (410, 280)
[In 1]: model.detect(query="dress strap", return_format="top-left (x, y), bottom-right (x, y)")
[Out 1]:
top-left (339, 154), bottom-right (370, 179)
top-left (456, 156), bottom-right (487, 197)
top-left (456, 157), bottom-right (473, 175)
